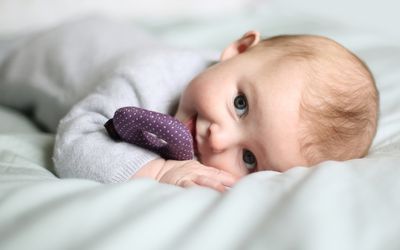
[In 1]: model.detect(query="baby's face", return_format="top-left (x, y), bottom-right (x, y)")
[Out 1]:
top-left (175, 45), bottom-right (308, 177)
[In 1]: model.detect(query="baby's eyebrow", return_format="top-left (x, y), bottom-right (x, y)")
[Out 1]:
top-left (247, 101), bottom-right (271, 171)
top-left (227, 97), bottom-right (238, 121)
top-left (256, 133), bottom-right (274, 172)
top-left (244, 80), bottom-right (258, 112)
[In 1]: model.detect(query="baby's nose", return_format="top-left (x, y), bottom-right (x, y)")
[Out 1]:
top-left (208, 123), bottom-right (238, 153)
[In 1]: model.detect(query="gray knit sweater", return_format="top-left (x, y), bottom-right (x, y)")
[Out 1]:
top-left (0, 17), bottom-right (214, 183)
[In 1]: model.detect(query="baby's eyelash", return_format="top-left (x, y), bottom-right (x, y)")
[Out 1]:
top-left (233, 94), bottom-right (249, 117)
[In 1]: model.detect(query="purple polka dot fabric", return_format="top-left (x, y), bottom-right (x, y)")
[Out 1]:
top-left (104, 106), bottom-right (194, 160)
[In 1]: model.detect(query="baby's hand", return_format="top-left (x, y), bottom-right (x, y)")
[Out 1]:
top-left (157, 160), bottom-right (238, 192)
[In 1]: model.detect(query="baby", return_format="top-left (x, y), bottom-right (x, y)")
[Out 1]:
top-left (0, 19), bottom-right (376, 192)
top-left (131, 31), bottom-right (379, 191)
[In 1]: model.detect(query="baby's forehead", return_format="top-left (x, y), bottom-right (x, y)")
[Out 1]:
top-left (259, 41), bottom-right (357, 79)
top-left (249, 49), bottom-right (312, 82)
top-left (245, 37), bottom-right (362, 99)
top-left (255, 35), bottom-right (352, 62)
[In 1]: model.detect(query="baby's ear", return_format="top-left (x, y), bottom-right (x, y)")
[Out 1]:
top-left (220, 31), bottom-right (260, 61)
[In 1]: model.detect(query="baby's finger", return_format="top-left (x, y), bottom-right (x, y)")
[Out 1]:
top-left (194, 175), bottom-right (227, 193)
top-left (180, 179), bottom-right (198, 189)
top-left (205, 168), bottom-right (238, 188)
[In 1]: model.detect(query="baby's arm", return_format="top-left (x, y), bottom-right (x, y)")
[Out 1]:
top-left (53, 74), bottom-right (159, 183)
top-left (133, 159), bottom-right (238, 192)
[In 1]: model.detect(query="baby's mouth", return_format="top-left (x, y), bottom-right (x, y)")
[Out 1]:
top-left (184, 114), bottom-right (199, 158)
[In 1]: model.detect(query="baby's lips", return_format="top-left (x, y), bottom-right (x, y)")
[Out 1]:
top-left (183, 114), bottom-right (198, 155)
top-left (184, 116), bottom-right (195, 137)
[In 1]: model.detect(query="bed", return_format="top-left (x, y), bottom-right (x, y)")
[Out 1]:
top-left (1, 0), bottom-right (400, 249)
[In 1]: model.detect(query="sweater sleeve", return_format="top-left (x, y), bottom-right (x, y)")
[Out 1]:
top-left (53, 47), bottom-right (213, 183)
top-left (0, 17), bottom-right (214, 183)
top-left (53, 72), bottom-right (160, 183)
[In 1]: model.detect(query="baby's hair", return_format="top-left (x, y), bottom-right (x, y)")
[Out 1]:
top-left (261, 35), bottom-right (379, 165)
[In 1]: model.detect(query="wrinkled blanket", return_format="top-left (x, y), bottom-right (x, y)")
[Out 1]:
top-left (1, 0), bottom-right (400, 249)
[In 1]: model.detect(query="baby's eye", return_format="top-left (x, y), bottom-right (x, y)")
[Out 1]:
top-left (243, 149), bottom-right (257, 171)
top-left (234, 94), bottom-right (248, 117)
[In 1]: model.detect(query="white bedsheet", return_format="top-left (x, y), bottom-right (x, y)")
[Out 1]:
top-left (1, 0), bottom-right (400, 249)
